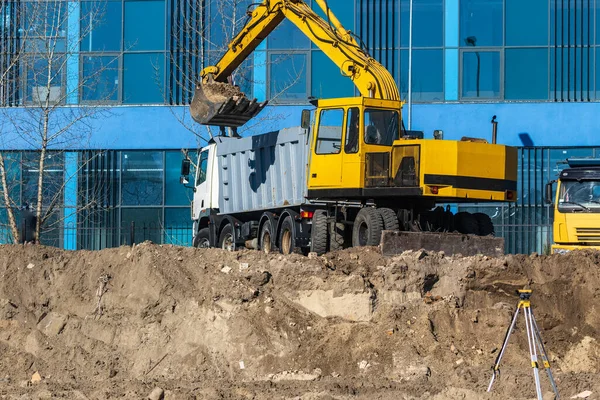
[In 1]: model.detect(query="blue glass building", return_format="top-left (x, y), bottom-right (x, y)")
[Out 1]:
top-left (0, 0), bottom-right (598, 253)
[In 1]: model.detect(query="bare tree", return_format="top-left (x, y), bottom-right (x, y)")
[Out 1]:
top-left (0, 0), bottom-right (120, 244)
top-left (166, 0), bottom-right (306, 147)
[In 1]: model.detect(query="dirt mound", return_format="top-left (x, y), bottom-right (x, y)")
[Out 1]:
top-left (0, 243), bottom-right (599, 399)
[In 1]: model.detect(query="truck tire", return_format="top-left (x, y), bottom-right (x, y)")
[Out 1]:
top-left (377, 208), bottom-right (400, 231)
top-left (454, 212), bottom-right (479, 235)
top-left (219, 224), bottom-right (235, 251)
top-left (193, 228), bottom-right (210, 248)
top-left (352, 208), bottom-right (384, 247)
top-left (329, 221), bottom-right (345, 251)
top-left (311, 210), bottom-right (328, 255)
top-left (474, 213), bottom-right (495, 236)
top-left (259, 221), bottom-right (274, 253)
top-left (279, 216), bottom-right (295, 255)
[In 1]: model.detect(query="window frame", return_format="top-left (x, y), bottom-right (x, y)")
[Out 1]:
top-left (315, 108), bottom-right (345, 155)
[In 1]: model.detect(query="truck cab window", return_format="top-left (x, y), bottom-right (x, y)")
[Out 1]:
top-left (558, 180), bottom-right (600, 212)
top-left (344, 107), bottom-right (359, 154)
top-left (196, 151), bottom-right (208, 186)
top-left (364, 109), bottom-right (399, 146)
top-left (316, 108), bottom-right (344, 154)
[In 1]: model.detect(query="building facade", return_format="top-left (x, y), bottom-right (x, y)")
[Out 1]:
top-left (1, 0), bottom-right (599, 252)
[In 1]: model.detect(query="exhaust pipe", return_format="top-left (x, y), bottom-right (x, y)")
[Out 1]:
top-left (491, 115), bottom-right (498, 144)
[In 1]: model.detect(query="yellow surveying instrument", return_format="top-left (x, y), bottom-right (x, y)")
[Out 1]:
top-left (487, 289), bottom-right (560, 399)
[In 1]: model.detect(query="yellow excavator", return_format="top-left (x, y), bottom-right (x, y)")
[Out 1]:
top-left (183, 0), bottom-right (518, 255)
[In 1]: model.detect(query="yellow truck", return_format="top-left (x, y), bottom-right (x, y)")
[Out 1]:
top-left (547, 158), bottom-right (600, 253)
top-left (182, 0), bottom-right (518, 255)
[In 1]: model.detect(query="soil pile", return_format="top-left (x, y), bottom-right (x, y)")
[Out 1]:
top-left (0, 243), bottom-right (599, 399)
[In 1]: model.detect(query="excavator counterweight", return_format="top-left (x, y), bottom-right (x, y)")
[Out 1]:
top-left (190, 80), bottom-right (267, 127)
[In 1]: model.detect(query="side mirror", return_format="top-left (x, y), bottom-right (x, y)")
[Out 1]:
top-left (181, 158), bottom-right (191, 177)
top-left (545, 181), bottom-right (555, 205)
top-left (301, 109), bottom-right (311, 130)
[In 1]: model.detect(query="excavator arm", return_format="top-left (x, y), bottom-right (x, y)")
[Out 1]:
top-left (190, 0), bottom-right (400, 128)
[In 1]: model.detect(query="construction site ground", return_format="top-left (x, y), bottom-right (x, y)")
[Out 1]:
top-left (1, 243), bottom-right (599, 399)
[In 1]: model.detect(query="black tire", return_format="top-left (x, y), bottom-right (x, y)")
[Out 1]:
top-left (278, 216), bottom-right (295, 255)
top-left (329, 221), bottom-right (346, 251)
top-left (218, 224), bottom-right (235, 251)
top-left (352, 208), bottom-right (384, 247)
top-left (377, 208), bottom-right (400, 231)
top-left (193, 228), bottom-right (210, 248)
top-left (454, 212), bottom-right (480, 235)
top-left (259, 221), bottom-right (274, 253)
top-left (474, 212), bottom-right (495, 236)
top-left (310, 210), bottom-right (328, 255)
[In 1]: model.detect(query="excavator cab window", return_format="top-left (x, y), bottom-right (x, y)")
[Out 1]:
top-left (364, 109), bottom-right (399, 146)
top-left (344, 107), bottom-right (360, 154)
top-left (315, 108), bottom-right (344, 154)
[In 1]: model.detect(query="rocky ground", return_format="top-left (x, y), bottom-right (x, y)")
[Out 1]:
top-left (0, 243), bottom-right (599, 399)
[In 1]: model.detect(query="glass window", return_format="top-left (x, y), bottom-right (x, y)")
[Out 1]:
top-left (461, 50), bottom-right (501, 99)
top-left (360, 0), bottom-right (396, 50)
top-left (316, 108), bottom-right (344, 154)
top-left (22, 152), bottom-right (64, 208)
top-left (166, 151), bottom-right (196, 206)
top-left (412, 49), bottom-right (444, 101)
top-left (506, 0), bottom-right (548, 46)
top-left (551, 47), bottom-right (589, 101)
top-left (505, 49), bottom-right (549, 100)
top-left (121, 208), bottom-right (162, 244)
top-left (196, 151), bottom-right (208, 186)
top-left (81, 1), bottom-right (122, 51)
top-left (0, 152), bottom-right (21, 205)
top-left (121, 151), bottom-right (163, 206)
top-left (124, 0), bottom-right (165, 51)
top-left (81, 55), bottom-right (119, 102)
top-left (364, 109), bottom-right (399, 146)
top-left (269, 53), bottom-right (307, 101)
top-left (123, 53), bottom-right (164, 104)
top-left (412, 0), bottom-right (444, 47)
top-left (164, 208), bottom-right (192, 246)
top-left (345, 107), bottom-right (360, 154)
top-left (268, 19), bottom-right (309, 49)
top-left (208, 0), bottom-right (253, 50)
top-left (23, 1), bottom-right (66, 38)
top-left (24, 55), bottom-right (66, 105)
top-left (460, 0), bottom-right (503, 47)
top-left (310, 50), bottom-right (354, 98)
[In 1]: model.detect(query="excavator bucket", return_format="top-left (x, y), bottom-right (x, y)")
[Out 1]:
top-left (190, 81), bottom-right (268, 128)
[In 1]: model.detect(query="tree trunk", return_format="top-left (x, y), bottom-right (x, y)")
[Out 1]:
top-left (0, 154), bottom-right (19, 243)
top-left (36, 113), bottom-right (50, 243)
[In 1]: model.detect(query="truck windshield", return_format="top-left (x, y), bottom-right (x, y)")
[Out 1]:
top-left (364, 109), bottom-right (399, 146)
top-left (558, 180), bottom-right (600, 212)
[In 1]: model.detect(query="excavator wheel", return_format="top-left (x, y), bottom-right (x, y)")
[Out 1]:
top-left (190, 79), bottom-right (268, 128)
top-left (352, 208), bottom-right (384, 247)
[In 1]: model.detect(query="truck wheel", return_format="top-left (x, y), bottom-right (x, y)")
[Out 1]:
top-left (352, 208), bottom-right (384, 247)
top-left (219, 224), bottom-right (235, 251)
top-left (329, 221), bottom-right (345, 251)
top-left (474, 213), bottom-right (495, 236)
top-left (279, 216), bottom-right (295, 255)
top-left (454, 212), bottom-right (479, 235)
top-left (193, 228), bottom-right (210, 248)
top-left (310, 210), bottom-right (328, 255)
top-left (259, 222), bottom-right (274, 253)
top-left (377, 208), bottom-right (400, 231)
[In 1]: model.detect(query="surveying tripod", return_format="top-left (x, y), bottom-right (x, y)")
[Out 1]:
top-left (487, 289), bottom-right (560, 400)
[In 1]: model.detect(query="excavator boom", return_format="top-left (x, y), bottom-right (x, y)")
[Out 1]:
top-left (190, 0), bottom-right (400, 128)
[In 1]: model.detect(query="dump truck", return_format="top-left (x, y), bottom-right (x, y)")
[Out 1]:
top-left (180, 0), bottom-right (518, 255)
top-left (546, 158), bottom-right (600, 253)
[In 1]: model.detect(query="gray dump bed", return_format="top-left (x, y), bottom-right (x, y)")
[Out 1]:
top-left (216, 127), bottom-right (309, 215)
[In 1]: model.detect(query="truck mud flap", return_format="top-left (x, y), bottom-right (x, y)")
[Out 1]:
top-left (380, 230), bottom-right (504, 257)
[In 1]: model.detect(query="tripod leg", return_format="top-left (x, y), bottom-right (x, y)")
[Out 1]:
top-left (524, 307), bottom-right (543, 400)
top-left (487, 307), bottom-right (521, 392)
top-left (531, 310), bottom-right (560, 399)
